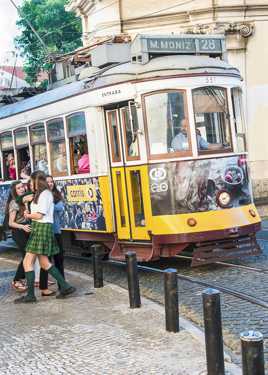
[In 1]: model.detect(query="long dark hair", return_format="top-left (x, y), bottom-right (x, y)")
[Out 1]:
top-left (30, 171), bottom-right (49, 203)
top-left (4, 180), bottom-right (24, 227)
top-left (46, 175), bottom-right (62, 203)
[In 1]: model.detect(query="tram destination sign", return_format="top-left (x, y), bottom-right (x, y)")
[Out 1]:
top-left (131, 34), bottom-right (225, 64)
top-left (146, 37), bottom-right (222, 54)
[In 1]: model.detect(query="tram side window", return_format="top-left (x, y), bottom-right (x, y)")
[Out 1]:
top-left (47, 118), bottom-right (68, 177)
top-left (0, 132), bottom-right (16, 180)
top-left (14, 128), bottom-right (31, 179)
top-left (144, 91), bottom-right (190, 156)
top-left (67, 112), bottom-right (89, 175)
top-left (231, 87), bottom-right (246, 153)
top-left (121, 105), bottom-right (140, 159)
top-left (30, 123), bottom-right (48, 174)
top-left (192, 87), bottom-right (232, 153)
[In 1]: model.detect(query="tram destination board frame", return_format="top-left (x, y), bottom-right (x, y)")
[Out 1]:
top-left (131, 34), bottom-right (225, 64)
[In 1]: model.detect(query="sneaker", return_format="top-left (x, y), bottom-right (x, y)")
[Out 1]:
top-left (14, 295), bottom-right (37, 304)
top-left (56, 286), bottom-right (76, 299)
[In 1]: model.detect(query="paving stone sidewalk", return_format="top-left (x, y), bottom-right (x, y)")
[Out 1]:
top-left (0, 258), bottom-right (240, 375)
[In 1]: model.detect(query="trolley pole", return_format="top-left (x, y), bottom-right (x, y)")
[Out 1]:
top-left (164, 268), bottom-right (179, 332)
top-left (92, 244), bottom-right (104, 288)
top-left (240, 331), bottom-right (264, 375)
top-left (125, 252), bottom-right (141, 309)
top-left (202, 288), bottom-right (225, 375)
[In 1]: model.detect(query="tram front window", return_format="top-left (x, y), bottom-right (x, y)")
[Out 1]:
top-left (192, 87), bottom-right (232, 153)
top-left (144, 91), bottom-right (190, 156)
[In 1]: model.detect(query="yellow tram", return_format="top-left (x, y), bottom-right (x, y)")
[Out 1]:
top-left (0, 34), bottom-right (261, 265)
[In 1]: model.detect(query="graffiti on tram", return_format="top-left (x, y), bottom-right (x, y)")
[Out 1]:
top-left (56, 177), bottom-right (106, 231)
top-left (149, 155), bottom-right (252, 216)
top-left (0, 185), bottom-right (11, 225)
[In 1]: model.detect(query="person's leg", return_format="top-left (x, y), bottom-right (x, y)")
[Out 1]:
top-left (12, 229), bottom-right (28, 282)
top-left (39, 258), bottom-right (55, 296)
top-left (14, 252), bottom-right (37, 303)
top-left (39, 255), bottom-right (75, 297)
top-left (54, 234), bottom-right (65, 290)
top-left (34, 259), bottom-right (40, 285)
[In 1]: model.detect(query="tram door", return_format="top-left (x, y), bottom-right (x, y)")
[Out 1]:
top-left (105, 103), bottom-right (151, 241)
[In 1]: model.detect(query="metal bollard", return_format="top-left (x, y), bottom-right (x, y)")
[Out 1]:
top-left (240, 331), bottom-right (264, 375)
top-left (164, 268), bottom-right (179, 333)
top-left (92, 244), bottom-right (104, 288)
top-left (202, 288), bottom-right (225, 375)
top-left (125, 252), bottom-right (141, 308)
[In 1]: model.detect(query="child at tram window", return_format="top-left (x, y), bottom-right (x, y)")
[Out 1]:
top-left (14, 170), bottom-right (76, 304)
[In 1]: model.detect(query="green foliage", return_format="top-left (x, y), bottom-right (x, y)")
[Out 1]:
top-left (16, 0), bottom-right (82, 85)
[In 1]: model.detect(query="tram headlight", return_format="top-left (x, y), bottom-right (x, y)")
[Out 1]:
top-left (217, 191), bottom-right (231, 208)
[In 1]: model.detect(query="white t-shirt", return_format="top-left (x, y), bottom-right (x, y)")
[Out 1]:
top-left (31, 189), bottom-right (54, 223)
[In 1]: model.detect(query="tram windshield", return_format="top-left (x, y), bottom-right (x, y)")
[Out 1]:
top-left (144, 91), bottom-right (190, 157)
top-left (192, 87), bottom-right (232, 153)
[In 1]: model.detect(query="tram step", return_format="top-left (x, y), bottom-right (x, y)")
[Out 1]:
top-left (191, 235), bottom-right (261, 267)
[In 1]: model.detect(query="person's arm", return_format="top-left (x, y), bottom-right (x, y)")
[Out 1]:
top-left (9, 210), bottom-right (31, 232)
top-left (24, 211), bottom-right (43, 221)
top-left (54, 201), bottom-right (64, 212)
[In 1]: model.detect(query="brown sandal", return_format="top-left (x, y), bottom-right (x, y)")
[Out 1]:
top-left (11, 281), bottom-right (27, 293)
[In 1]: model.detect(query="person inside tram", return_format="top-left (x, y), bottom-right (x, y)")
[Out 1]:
top-left (7, 153), bottom-right (17, 180)
top-left (77, 144), bottom-right (90, 174)
top-left (171, 118), bottom-right (209, 151)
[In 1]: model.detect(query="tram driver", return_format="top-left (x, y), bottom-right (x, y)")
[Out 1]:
top-left (171, 118), bottom-right (209, 152)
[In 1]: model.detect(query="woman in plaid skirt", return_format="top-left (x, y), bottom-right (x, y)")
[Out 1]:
top-left (14, 171), bottom-right (76, 304)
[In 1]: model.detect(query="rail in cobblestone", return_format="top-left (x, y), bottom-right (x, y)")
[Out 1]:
top-left (89, 245), bottom-right (266, 375)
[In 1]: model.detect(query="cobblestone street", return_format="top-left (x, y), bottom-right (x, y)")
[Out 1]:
top-left (0, 257), bottom-right (241, 375)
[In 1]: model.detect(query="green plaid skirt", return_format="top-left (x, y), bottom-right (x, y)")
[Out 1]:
top-left (26, 221), bottom-right (59, 256)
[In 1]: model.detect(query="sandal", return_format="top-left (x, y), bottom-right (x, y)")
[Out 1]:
top-left (41, 291), bottom-right (56, 297)
top-left (11, 281), bottom-right (27, 293)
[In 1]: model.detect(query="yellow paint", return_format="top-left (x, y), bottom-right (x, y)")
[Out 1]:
top-left (151, 204), bottom-right (261, 235)
top-left (66, 184), bottom-right (96, 202)
top-left (125, 165), bottom-right (152, 240)
top-left (111, 168), bottom-right (131, 239)
top-left (99, 176), bottom-right (113, 232)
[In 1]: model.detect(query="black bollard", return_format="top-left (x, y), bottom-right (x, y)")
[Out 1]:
top-left (240, 331), bottom-right (264, 375)
top-left (164, 268), bottom-right (179, 333)
top-left (92, 244), bottom-right (104, 288)
top-left (202, 288), bottom-right (225, 375)
top-left (125, 252), bottom-right (141, 308)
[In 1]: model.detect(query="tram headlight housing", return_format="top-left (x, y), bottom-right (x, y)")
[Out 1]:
top-left (217, 190), bottom-right (231, 208)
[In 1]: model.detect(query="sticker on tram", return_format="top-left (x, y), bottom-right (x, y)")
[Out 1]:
top-left (56, 177), bottom-right (106, 231)
top-left (148, 156), bottom-right (252, 216)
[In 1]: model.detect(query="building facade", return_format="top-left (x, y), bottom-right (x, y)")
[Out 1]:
top-left (66, 0), bottom-right (268, 210)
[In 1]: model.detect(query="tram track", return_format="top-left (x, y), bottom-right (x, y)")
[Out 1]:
top-left (65, 254), bottom-right (268, 310)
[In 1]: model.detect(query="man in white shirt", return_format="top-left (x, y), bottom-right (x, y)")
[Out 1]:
top-left (171, 118), bottom-right (209, 151)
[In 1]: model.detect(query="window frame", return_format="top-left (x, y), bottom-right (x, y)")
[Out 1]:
top-left (120, 106), bottom-right (140, 162)
top-left (66, 111), bottom-right (89, 175)
top-left (46, 117), bottom-right (68, 177)
top-left (142, 89), bottom-right (192, 160)
top-left (231, 86), bottom-right (247, 153)
top-left (192, 86), bottom-right (233, 155)
top-left (106, 109), bottom-right (122, 163)
top-left (0, 131), bottom-right (16, 181)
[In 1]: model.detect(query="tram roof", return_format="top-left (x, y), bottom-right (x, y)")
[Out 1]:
top-left (0, 55), bottom-right (240, 120)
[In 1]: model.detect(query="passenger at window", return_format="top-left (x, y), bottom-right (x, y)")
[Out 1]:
top-left (7, 153), bottom-right (16, 180)
top-left (171, 119), bottom-right (209, 151)
top-left (77, 144), bottom-right (90, 174)
top-left (171, 119), bottom-right (191, 151)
